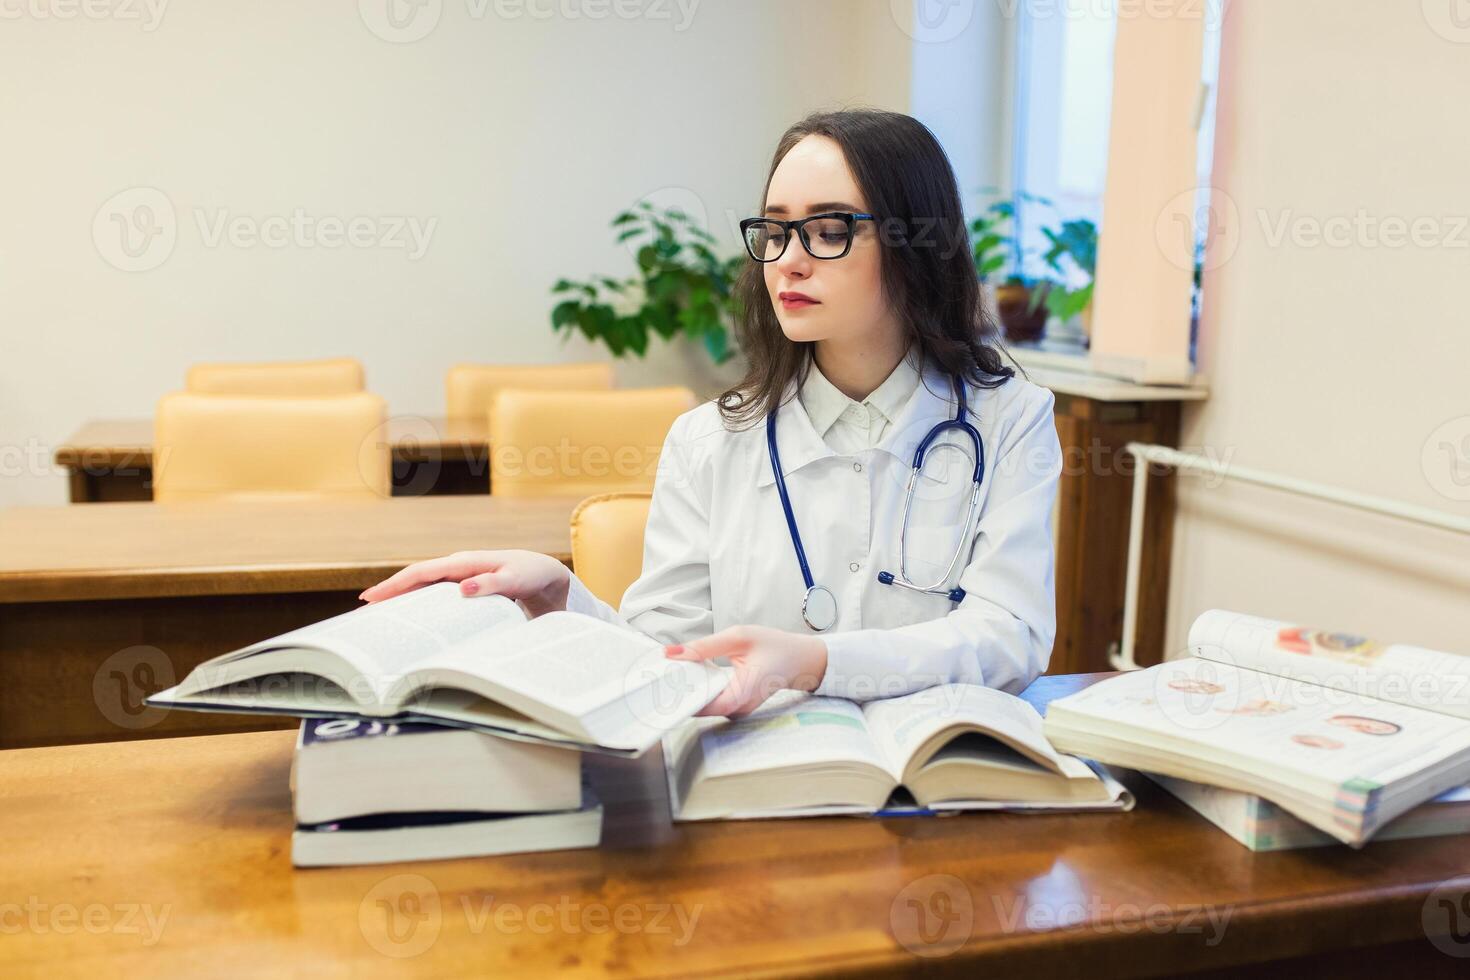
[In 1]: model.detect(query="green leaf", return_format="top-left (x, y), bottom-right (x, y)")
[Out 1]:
top-left (702, 324), bottom-right (728, 362)
top-left (551, 299), bottom-right (581, 331)
top-left (611, 212), bottom-right (638, 226)
top-left (978, 255), bottom-right (1006, 279)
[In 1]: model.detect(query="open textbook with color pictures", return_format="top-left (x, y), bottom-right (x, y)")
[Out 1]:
top-left (147, 582), bottom-right (728, 755)
top-left (665, 683), bottom-right (1133, 820)
top-left (1043, 609), bottom-right (1470, 847)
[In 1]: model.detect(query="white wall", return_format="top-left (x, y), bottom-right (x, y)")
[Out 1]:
top-left (0, 0), bottom-right (912, 505)
top-left (1166, 1), bottom-right (1470, 656)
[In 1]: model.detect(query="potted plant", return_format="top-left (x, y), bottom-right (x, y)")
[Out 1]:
top-left (550, 202), bottom-right (743, 365)
top-left (1037, 216), bottom-right (1098, 342)
top-left (970, 194), bottom-right (1051, 343)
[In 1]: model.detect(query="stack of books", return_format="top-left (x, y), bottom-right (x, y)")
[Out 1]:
top-left (289, 718), bottom-right (602, 867)
top-left (146, 581), bottom-right (730, 866)
top-left (1042, 609), bottom-right (1470, 850)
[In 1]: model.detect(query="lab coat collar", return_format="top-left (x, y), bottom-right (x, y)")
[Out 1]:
top-left (755, 353), bottom-right (962, 488)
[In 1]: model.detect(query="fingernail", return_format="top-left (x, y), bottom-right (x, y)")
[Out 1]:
top-left (664, 644), bottom-right (684, 657)
top-left (462, 581), bottom-right (479, 595)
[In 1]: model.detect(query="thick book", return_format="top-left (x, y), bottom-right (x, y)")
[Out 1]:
top-left (665, 683), bottom-right (1133, 821)
top-left (147, 582), bottom-right (728, 755)
top-left (1043, 609), bottom-right (1470, 847)
top-left (291, 718), bottom-right (583, 825)
top-left (291, 792), bottom-right (603, 867)
top-left (1148, 773), bottom-right (1470, 851)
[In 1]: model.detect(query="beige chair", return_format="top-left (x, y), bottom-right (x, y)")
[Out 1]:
top-left (153, 392), bottom-right (390, 502)
top-left (446, 362), bottom-right (614, 422)
top-left (185, 357), bottom-right (364, 397)
top-left (489, 386), bottom-right (696, 498)
top-left (570, 492), bottom-right (653, 607)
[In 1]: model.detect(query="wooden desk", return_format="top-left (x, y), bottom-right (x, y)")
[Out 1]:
top-left (0, 496), bottom-right (581, 748)
top-left (54, 415), bottom-right (491, 502)
top-left (3, 674), bottom-right (1468, 978)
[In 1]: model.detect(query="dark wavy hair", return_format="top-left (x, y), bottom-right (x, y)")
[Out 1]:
top-left (717, 108), bottom-right (1014, 429)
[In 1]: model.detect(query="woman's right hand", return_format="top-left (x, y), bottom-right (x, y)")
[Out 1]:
top-left (358, 549), bottom-right (572, 618)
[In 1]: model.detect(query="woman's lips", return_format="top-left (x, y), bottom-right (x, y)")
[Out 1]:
top-left (779, 293), bottom-right (819, 310)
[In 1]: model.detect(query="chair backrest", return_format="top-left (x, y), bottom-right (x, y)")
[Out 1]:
top-left (570, 492), bottom-right (653, 608)
top-left (446, 362), bottom-right (614, 422)
top-left (489, 386), bottom-right (696, 498)
top-left (153, 392), bottom-right (390, 502)
top-left (185, 357), bottom-right (365, 396)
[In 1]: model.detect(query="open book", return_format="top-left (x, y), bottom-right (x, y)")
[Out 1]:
top-left (1043, 609), bottom-right (1470, 847)
top-left (665, 683), bottom-right (1133, 820)
top-left (147, 582), bottom-right (728, 755)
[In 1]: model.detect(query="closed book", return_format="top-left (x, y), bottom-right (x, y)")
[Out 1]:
top-left (1149, 773), bottom-right (1470, 851)
top-left (291, 792), bottom-right (603, 867)
top-left (291, 718), bottom-right (583, 825)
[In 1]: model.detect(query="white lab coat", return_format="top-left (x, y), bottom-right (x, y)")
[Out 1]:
top-left (564, 358), bottom-right (1062, 700)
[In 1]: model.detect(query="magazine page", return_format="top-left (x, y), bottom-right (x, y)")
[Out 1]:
top-left (1049, 658), bottom-right (1470, 793)
top-left (1188, 609), bottom-right (1470, 719)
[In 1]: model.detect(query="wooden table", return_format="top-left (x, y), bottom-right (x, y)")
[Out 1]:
top-left (0, 495), bottom-right (581, 748)
top-left (54, 415), bottom-right (491, 502)
top-left (3, 674), bottom-right (1469, 978)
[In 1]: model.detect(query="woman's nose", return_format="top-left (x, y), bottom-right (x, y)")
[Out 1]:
top-left (775, 240), bottom-right (812, 279)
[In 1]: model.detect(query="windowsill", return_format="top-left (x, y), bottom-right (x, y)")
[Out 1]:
top-left (1004, 341), bottom-right (1209, 403)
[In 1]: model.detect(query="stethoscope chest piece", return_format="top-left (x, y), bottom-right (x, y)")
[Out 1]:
top-left (801, 584), bottom-right (838, 632)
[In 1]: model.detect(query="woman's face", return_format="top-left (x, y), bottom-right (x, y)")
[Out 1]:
top-left (760, 135), bottom-right (896, 348)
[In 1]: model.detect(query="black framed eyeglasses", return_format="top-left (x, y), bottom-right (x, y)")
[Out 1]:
top-left (739, 211), bottom-right (877, 263)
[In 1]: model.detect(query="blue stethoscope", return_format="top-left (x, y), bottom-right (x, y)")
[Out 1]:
top-left (766, 373), bottom-right (986, 632)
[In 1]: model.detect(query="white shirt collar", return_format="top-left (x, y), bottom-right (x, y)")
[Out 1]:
top-left (759, 348), bottom-right (966, 488)
top-left (798, 345), bottom-right (923, 440)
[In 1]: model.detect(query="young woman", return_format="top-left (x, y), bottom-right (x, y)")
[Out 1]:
top-left (362, 109), bottom-right (1062, 718)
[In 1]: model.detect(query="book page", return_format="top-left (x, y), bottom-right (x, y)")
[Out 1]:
top-left (862, 684), bottom-right (1092, 779)
top-left (249, 583), bottom-right (527, 683)
top-left (1054, 658), bottom-right (1470, 789)
top-left (685, 690), bottom-right (892, 780)
top-left (409, 610), bottom-right (719, 720)
top-left (1189, 609), bottom-right (1470, 718)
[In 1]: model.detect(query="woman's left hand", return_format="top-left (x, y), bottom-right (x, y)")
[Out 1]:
top-left (664, 625), bottom-right (828, 718)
